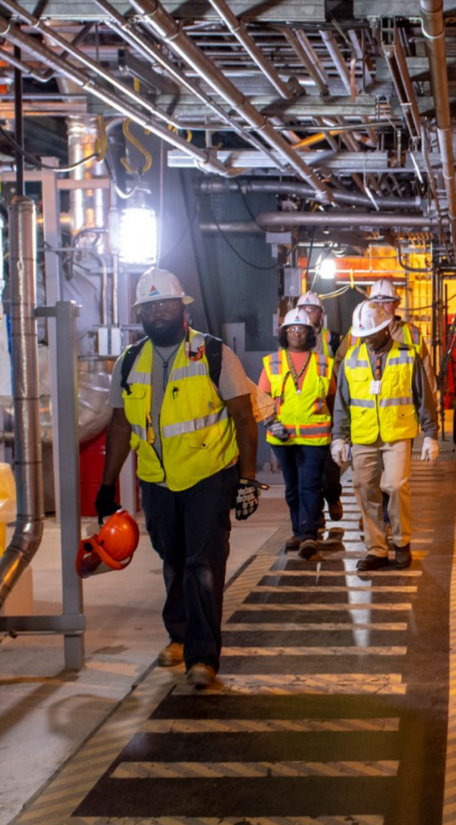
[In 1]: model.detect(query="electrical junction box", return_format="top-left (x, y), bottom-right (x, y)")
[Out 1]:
top-left (283, 267), bottom-right (302, 297)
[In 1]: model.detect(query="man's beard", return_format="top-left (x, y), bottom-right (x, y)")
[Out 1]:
top-left (142, 316), bottom-right (185, 347)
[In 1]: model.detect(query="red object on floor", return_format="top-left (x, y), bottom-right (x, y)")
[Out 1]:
top-left (79, 429), bottom-right (119, 517)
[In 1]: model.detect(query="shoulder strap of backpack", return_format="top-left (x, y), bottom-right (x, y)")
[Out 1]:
top-left (204, 334), bottom-right (223, 388)
top-left (120, 336), bottom-right (148, 395)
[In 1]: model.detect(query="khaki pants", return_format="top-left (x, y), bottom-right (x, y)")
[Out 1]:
top-left (351, 438), bottom-right (412, 557)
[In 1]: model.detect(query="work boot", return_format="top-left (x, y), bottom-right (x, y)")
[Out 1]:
top-left (356, 554), bottom-right (389, 572)
top-left (395, 544), bottom-right (412, 569)
top-left (285, 535), bottom-right (301, 551)
top-left (187, 662), bottom-right (216, 687)
top-left (157, 641), bottom-right (184, 667)
top-left (298, 538), bottom-right (318, 559)
top-left (328, 499), bottom-right (344, 521)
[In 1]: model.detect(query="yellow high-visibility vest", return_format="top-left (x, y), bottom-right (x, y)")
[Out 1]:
top-left (344, 340), bottom-right (418, 444)
top-left (122, 331), bottom-right (239, 491)
top-left (263, 349), bottom-right (333, 446)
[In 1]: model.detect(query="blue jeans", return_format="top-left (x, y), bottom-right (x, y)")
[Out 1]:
top-left (272, 444), bottom-right (329, 540)
top-left (140, 465), bottom-right (238, 673)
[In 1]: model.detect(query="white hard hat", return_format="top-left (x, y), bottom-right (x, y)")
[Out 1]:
top-left (352, 300), bottom-right (391, 337)
top-left (370, 278), bottom-right (400, 303)
top-left (281, 308), bottom-right (309, 328)
top-left (297, 290), bottom-right (323, 309)
top-left (132, 267), bottom-right (194, 308)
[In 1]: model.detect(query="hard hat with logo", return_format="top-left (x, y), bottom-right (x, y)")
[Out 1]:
top-left (281, 307), bottom-right (310, 328)
top-left (297, 290), bottom-right (323, 309)
top-left (132, 266), bottom-right (194, 308)
top-left (76, 509), bottom-right (140, 578)
top-left (352, 300), bottom-right (392, 337)
top-left (369, 278), bottom-right (400, 303)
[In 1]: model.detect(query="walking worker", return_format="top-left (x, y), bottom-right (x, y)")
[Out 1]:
top-left (334, 278), bottom-right (437, 397)
top-left (95, 267), bottom-right (263, 687)
top-left (298, 290), bottom-right (343, 521)
top-left (331, 300), bottom-right (438, 572)
top-left (258, 307), bottom-right (336, 559)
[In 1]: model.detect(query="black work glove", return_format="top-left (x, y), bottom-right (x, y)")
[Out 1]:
top-left (94, 484), bottom-right (120, 525)
top-left (235, 478), bottom-right (269, 521)
top-left (265, 419), bottom-right (290, 442)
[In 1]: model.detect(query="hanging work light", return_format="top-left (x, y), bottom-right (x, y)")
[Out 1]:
top-left (315, 245), bottom-right (337, 280)
top-left (118, 201), bottom-right (157, 265)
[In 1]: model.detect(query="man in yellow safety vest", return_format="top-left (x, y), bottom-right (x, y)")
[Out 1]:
top-left (331, 300), bottom-right (438, 572)
top-left (94, 267), bottom-right (262, 687)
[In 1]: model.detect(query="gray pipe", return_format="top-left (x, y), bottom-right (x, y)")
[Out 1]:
top-left (207, 0), bottom-right (294, 99)
top-left (200, 179), bottom-right (422, 210)
top-left (130, 0), bottom-right (333, 201)
top-left (0, 197), bottom-right (43, 609)
top-left (256, 211), bottom-right (443, 228)
top-left (0, 13), bottom-right (239, 178)
top-left (420, 0), bottom-right (456, 250)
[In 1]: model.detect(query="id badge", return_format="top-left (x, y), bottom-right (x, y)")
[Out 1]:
top-left (370, 380), bottom-right (381, 395)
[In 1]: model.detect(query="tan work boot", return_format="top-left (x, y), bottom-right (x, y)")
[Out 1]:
top-left (157, 641), bottom-right (184, 667)
top-left (187, 662), bottom-right (216, 687)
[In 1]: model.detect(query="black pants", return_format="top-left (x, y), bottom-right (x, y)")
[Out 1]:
top-left (140, 465), bottom-right (238, 672)
top-left (322, 451), bottom-right (342, 505)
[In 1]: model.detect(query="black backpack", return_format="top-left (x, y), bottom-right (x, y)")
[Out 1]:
top-left (120, 334), bottom-right (223, 395)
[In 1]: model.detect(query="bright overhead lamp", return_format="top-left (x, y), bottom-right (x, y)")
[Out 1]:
top-left (316, 245), bottom-right (337, 280)
top-left (118, 203), bottom-right (157, 265)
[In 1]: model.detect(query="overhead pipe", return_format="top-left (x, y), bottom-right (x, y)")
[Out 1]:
top-left (200, 179), bottom-right (422, 210)
top-left (383, 46), bottom-right (416, 137)
top-left (393, 29), bottom-right (422, 136)
top-left (285, 29), bottom-right (328, 95)
top-left (130, 0), bottom-right (333, 202)
top-left (0, 0), bottom-right (182, 131)
top-left (420, 0), bottom-right (456, 250)
top-left (256, 211), bottom-right (443, 229)
top-left (207, 0), bottom-right (296, 99)
top-left (0, 15), bottom-right (244, 178)
top-left (94, 0), bottom-right (288, 172)
top-left (0, 197), bottom-right (44, 609)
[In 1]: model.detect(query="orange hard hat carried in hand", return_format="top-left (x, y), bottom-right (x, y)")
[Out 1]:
top-left (76, 509), bottom-right (140, 578)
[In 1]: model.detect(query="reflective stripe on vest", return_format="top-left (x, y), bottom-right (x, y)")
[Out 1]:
top-left (122, 331), bottom-right (239, 491)
top-left (262, 349), bottom-right (333, 446)
top-left (344, 340), bottom-right (418, 444)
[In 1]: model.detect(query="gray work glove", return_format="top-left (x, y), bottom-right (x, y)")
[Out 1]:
top-left (264, 418), bottom-right (290, 442)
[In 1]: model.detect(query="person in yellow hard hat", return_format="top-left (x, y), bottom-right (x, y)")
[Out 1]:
top-left (95, 266), bottom-right (262, 688)
top-left (259, 307), bottom-right (336, 559)
top-left (331, 300), bottom-right (438, 572)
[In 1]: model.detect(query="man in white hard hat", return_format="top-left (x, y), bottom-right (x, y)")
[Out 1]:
top-left (95, 267), bottom-right (263, 687)
top-left (334, 279), bottom-right (436, 397)
top-left (298, 291), bottom-right (343, 522)
top-left (331, 300), bottom-right (438, 572)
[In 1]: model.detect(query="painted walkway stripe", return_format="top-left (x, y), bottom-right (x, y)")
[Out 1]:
top-left (221, 646), bottom-right (407, 656)
top-left (174, 673), bottom-right (406, 695)
top-left (66, 816), bottom-right (385, 825)
top-left (222, 623), bottom-right (407, 631)
top-left (112, 760), bottom-right (400, 779)
top-left (235, 602), bottom-right (412, 611)
top-left (264, 570), bottom-right (421, 578)
top-left (254, 585), bottom-right (417, 593)
top-left (142, 718), bottom-right (400, 734)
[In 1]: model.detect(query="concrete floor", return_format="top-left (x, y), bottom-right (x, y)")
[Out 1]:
top-left (0, 482), bottom-right (289, 825)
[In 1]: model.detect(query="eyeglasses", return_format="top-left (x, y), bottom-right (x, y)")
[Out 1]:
top-left (287, 325), bottom-right (307, 333)
top-left (301, 305), bottom-right (320, 313)
top-left (140, 300), bottom-right (182, 315)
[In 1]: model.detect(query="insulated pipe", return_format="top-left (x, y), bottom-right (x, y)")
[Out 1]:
top-left (320, 29), bottom-right (354, 96)
top-left (200, 179), bottom-right (422, 210)
top-left (383, 46), bottom-right (416, 137)
top-left (420, 0), bottom-right (456, 249)
top-left (0, 197), bottom-right (43, 609)
top-left (256, 211), bottom-right (443, 228)
top-left (130, 0), bottom-right (333, 201)
top-left (393, 31), bottom-right (422, 137)
top-left (0, 15), bottom-right (240, 178)
top-left (207, 0), bottom-right (295, 99)
top-left (289, 29), bottom-right (329, 94)
top-left (95, 0), bottom-right (287, 171)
